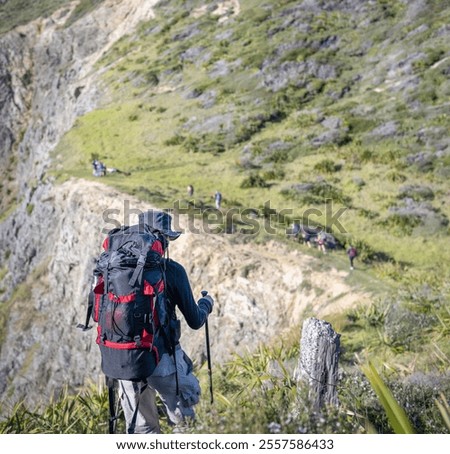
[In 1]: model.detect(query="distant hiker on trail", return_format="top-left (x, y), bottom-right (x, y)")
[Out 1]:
top-left (92, 159), bottom-right (106, 177)
top-left (88, 210), bottom-right (214, 434)
top-left (302, 231), bottom-right (311, 247)
top-left (347, 244), bottom-right (358, 270)
top-left (301, 228), bottom-right (312, 248)
top-left (187, 184), bottom-right (194, 197)
top-left (317, 231), bottom-right (327, 254)
top-left (214, 190), bottom-right (222, 210)
top-left (92, 159), bottom-right (100, 176)
top-left (286, 222), bottom-right (300, 241)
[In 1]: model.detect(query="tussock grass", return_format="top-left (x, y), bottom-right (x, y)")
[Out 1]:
top-left (2, 327), bottom-right (448, 434)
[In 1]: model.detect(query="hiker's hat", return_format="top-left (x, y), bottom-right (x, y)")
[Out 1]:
top-left (139, 210), bottom-right (181, 240)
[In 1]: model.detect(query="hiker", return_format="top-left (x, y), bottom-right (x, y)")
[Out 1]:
top-left (347, 244), bottom-right (358, 270)
top-left (90, 210), bottom-right (214, 434)
top-left (92, 160), bottom-right (106, 177)
top-left (98, 161), bottom-right (106, 176)
top-left (317, 231), bottom-right (327, 254)
top-left (301, 228), bottom-right (312, 248)
top-left (287, 222), bottom-right (300, 241)
top-left (214, 190), bottom-right (222, 210)
top-left (92, 159), bottom-right (100, 176)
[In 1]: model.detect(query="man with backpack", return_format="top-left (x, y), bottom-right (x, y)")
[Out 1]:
top-left (89, 210), bottom-right (214, 434)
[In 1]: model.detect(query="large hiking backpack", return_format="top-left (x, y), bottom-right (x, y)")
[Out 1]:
top-left (91, 224), bottom-right (176, 381)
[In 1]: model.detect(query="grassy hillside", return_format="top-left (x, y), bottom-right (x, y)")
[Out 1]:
top-left (0, 0), bottom-right (106, 34)
top-left (49, 0), bottom-right (450, 433)
top-left (52, 0), bottom-right (450, 273)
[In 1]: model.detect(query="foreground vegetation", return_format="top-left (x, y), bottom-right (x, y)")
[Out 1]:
top-left (1, 295), bottom-right (449, 434)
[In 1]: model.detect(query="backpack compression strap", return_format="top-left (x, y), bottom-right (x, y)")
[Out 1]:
top-left (129, 253), bottom-right (147, 287)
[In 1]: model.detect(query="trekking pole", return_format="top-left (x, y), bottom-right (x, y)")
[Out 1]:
top-left (201, 290), bottom-right (214, 404)
top-left (106, 377), bottom-right (118, 434)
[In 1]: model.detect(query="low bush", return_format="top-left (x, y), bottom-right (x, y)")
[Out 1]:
top-left (240, 173), bottom-right (269, 189)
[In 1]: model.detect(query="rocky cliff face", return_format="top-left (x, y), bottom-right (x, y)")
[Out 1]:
top-left (0, 0), bottom-right (159, 408)
top-left (0, 0), bottom-right (370, 410)
top-left (0, 0), bottom-right (158, 288)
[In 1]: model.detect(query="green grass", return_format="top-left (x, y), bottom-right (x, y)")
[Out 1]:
top-left (0, 0), bottom-right (67, 33)
top-left (0, 383), bottom-right (118, 434)
top-left (0, 0), bottom-right (107, 35)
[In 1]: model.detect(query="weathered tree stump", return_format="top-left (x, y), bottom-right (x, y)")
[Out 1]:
top-left (294, 317), bottom-right (340, 409)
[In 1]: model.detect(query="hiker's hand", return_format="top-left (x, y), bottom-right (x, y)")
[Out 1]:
top-left (199, 295), bottom-right (214, 314)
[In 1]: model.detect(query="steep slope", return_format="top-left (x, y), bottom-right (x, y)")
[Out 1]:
top-left (0, 0), bottom-right (448, 413)
top-left (52, 0), bottom-right (450, 271)
top-left (0, 177), bottom-right (372, 408)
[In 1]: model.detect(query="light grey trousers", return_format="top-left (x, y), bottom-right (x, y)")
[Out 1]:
top-left (118, 347), bottom-right (201, 434)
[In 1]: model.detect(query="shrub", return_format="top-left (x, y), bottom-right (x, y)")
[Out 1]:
top-left (386, 170), bottom-right (407, 182)
top-left (164, 134), bottom-right (185, 146)
top-left (262, 167), bottom-right (286, 181)
top-left (281, 181), bottom-right (351, 205)
top-left (383, 198), bottom-right (448, 235)
top-left (145, 71), bottom-right (159, 86)
top-left (383, 302), bottom-right (435, 351)
top-left (383, 212), bottom-right (422, 235)
top-left (385, 374), bottom-right (450, 433)
top-left (233, 112), bottom-right (278, 143)
top-left (240, 173), bottom-right (269, 188)
top-left (314, 159), bottom-right (342, 174)
top-left (264, 149), bottom-right (290, 164)
top-left (398, 185), bottom-right (434, 201)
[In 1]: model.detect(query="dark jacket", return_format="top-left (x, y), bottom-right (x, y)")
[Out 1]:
top-left (163, 258), bottom-right (210, 330)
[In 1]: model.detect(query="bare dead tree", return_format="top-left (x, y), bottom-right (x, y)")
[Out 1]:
top-left (294, 317), bottom-right (340, 409)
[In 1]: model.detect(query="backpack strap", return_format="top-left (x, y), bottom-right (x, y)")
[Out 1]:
top-left (128, 253), bottom-right (147, 287)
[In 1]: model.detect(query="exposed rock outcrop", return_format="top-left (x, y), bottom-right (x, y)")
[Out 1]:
top-left (0, 0), bottom-right (160, 408)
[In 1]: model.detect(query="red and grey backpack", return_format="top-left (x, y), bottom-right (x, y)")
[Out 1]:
top-left (79, 223), bottom-right (179, 432)
top-left (90, 224), bottom-right (176, 381)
